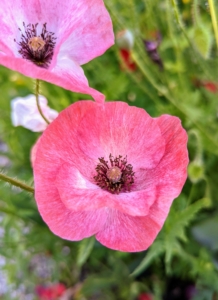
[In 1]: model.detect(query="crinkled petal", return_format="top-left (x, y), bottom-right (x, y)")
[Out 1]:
top-left (51, 55), bottom-right (105, 102)
top-left (56, 163), bottom-right (157, 216)
top-left (0, 54), bottom-right (105, 102)
top-left (149, 115), bottom-right (189, 224)
top-left (77, 101), bottom-right (165, 169)
top-left (96, 209), bottom-right (161, 252)
top-left (33, 101), bottom-right (96, 181)
top-left (131, 115), bottom-right (188, 197)
top-left (32, 101), bottom-right (102, 180)
top-left (56, 164), bottom-right (109, 211)
top-left (36, 190), bottom-right (107, 240)
top-left (96, 116), bottom-right (188, 252)
top-left (31, 137), bottom-right (41, 167)
top-left (0, 1), bottom-right (26, 54)
top-left (34, 136), bottom-right (107, 239)
top-left (57, 0), bottom-right (114, 65)
top-left (33, 103), bottom-right (107, 237)
top-left (0, 40), bottom-right (15, 56)
top-left (0, 0), bottom-right (105, 41)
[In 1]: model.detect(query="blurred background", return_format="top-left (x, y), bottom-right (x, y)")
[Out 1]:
top-left (1, 0), bottom-right (218, 299)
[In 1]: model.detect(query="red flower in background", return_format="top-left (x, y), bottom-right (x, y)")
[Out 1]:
top-left (193, 78), bottom-right (218, 93)
top-left (116, 29), bottom-right (136, 71)
top-left (202, 81), bottom-right (218, 93)
top-left (36, 283), bottom-right (66, 300)
top-left (33, 101), bottom-right (188, 252)
top-left (138, 293), bottom-right (153, 300)
top-left (119, 49), bottom-right (137, 71)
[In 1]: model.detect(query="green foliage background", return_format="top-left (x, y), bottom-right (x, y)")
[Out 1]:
top-left (0, 0), bottom-right (218, 299)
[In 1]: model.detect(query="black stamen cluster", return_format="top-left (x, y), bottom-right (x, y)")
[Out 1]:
top-left (15, 22), bottom-right (56, 68)
top-left (94, 154), bottom-right (135, 194)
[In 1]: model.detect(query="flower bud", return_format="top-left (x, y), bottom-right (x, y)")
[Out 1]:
top-left (116, 29), bottom-right (134, 50)
top-left (188, 161), bottom-right (204, 183)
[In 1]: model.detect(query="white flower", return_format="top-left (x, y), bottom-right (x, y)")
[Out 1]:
top-left (11, 94), bottom-right (58, 132)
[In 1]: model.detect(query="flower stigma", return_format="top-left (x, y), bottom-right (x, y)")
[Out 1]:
top-left (94, 154), bottom-right (135, 194)
top-left (106, 166), bottom-right (122, 183)
top-left (15, 23), bottom-right (56, 68)
top-left (28, 37), bottom-right (46, 51)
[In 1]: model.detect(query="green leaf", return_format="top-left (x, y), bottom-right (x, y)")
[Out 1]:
top-left (131, 197), bottom-right (211, 278)
top-left (77, 236), bottom-right (95, 267)
top-left (193, 25), bottom-right (213, 58)
top-left (163, 197), bottom-right (211, 270)
top-left (165, 197), bottom-right (211, 242)
top-left (130, 240), bottom-right (164, 277)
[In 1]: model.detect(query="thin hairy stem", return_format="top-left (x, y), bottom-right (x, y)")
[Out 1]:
top-left (35, 79), bottom-right (50, 125)
top-left (0, 171), bottom-right (34, 194)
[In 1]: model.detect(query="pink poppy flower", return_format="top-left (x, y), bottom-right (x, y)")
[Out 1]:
top-left (33, 101), bottom-right (188, 252)
top-left (0, 0), bottom-right (114, 103)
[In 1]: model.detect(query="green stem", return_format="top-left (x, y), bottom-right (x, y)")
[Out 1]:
top-left (208, 0), bottom-right (218, 50)
top-left (170, 0), bottom-right (184, 27)
top-left (35, 79), bottom-right (50, 125)
top-left (131, 51), bottom-right (169, 95)
top-left (0, 172), bottom-right (34, 194)
top-left (170, 0), bottom-right (214, 80)
top-left (193, 0), bottom-right (200, 25)
top-left (170, 0), bottom-right (191, 43)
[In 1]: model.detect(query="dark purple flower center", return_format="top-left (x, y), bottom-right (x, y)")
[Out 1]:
top-left (94, 154), bottom-right (135, 194)
top-left (15, 23), bottom-right (56, 68)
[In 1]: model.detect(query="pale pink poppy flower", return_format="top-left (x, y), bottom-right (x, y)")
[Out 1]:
top-left (33, 101), bottom-right (188, 252)
top-left (11, 94), bottom-right (58, 132)
top-left (0, 0), bottom-right (114, 103)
